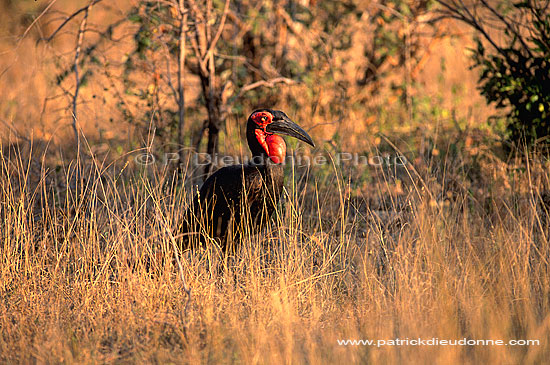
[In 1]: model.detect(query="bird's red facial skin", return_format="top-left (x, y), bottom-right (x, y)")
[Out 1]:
top-left (251, 111), bottom-right (273, 127)
top-left (255, 130), bottom-right (286, 163)
top-left (266, 134), bottom-right (286, 163)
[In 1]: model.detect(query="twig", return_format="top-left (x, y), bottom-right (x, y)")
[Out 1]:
top-left (178, 0), bottom-right (189, 167)
top-left (21, 0), bottom-right (59, 44)
top-left (202, 0), bottom-right (230, 65)
top-left (163, 55), bottom-right (179, 105)
top-left (0, 0), bottom-right (60, 80)
top-left (235, 77), bottom-right (296, 99)
top-left (41, 0), bottom-right (104, 43)
top-left (72, 2), bottom-right (95, 153)
top-left (0, 118), bottom-right (31, 143)
top-left (435, 0), bottom-right (509, 61)
top-left (478, 0), bottom-right (534, 59)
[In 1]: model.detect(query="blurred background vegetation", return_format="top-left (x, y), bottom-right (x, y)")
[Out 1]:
top-left (1, 0), bottom-right (511, 166)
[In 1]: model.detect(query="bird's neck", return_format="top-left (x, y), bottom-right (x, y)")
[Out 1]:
top-left (246, 122), bottom-right (285, 181)
top-left (247, 125), bottom-right (269, 160)
top-left (259, 159), bottom-right (285, 193)
top-left (246, 136), bottom-right (283, 179)
top-left (246, 125), bottom-right (285, 192)
top-left (248, 155), bottom-right (282, 175)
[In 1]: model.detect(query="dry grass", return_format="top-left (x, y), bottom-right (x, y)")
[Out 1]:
top-left (1, 139), bottom-right (549, 364)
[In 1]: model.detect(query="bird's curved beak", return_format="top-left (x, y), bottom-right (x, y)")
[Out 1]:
top-left (267, 113), bottom-right (315, 147)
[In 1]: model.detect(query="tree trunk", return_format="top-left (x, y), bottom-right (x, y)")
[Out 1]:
top-left (177, 2), bottom-right (188, 171)
top-left (199, 73), bottom-right (223, 177)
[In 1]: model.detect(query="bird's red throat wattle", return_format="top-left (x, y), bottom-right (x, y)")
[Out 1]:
top-left (255, 129), bottom-right (286, 164)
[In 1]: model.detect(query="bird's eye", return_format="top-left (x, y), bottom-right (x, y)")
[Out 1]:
top-left (261, 116), bottom-right (267, 122)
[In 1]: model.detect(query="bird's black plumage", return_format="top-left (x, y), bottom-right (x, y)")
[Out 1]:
top-left (180, 109), bottom-right (314, 250)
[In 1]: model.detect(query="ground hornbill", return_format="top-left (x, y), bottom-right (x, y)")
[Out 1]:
top-left (180, 109), bottom-right (315, 250)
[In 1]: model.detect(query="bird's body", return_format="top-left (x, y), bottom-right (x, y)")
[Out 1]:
top-left (180, 109), bottom-right (314, 250)
top-left (185, 160), bottom-right (283, 244)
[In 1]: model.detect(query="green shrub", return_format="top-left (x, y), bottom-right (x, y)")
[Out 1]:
top-left (471, 1), bottom-right (550, 146)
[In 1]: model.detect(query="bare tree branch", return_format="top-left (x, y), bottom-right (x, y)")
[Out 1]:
top-left (163, 55), bottom-right (179, 105)
top-left (478, 0), bottom-right (534, 58)
top-left (20, 0), bottom-right (59, 44)
top-left (0, 118), bottom-right (31, 143)
top-left (71, 1), bottom-right (96, 153)
top-left (435, 0), bottom-right (510, 60)
top-left (203, 0), bottom-right (230, 64)
top-left (235, 77), bottom-right (296, 99)
top-left (177, 0), bottom-right (189, 168)
top-left (41, 0), bottom-right (104, 43)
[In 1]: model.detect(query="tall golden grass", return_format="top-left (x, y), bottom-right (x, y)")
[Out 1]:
top-left (1, 138), bottom-right (549, 363)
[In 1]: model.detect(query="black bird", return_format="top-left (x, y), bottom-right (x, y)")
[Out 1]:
top-left (181, 109), bottom-right (315, 250)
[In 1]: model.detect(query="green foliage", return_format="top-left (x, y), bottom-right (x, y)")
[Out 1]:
top-left (471, 1), bottom-right (550, 146)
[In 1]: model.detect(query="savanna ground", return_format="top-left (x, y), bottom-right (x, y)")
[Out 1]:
top-left (1, 0), bottom-right (550, 363)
